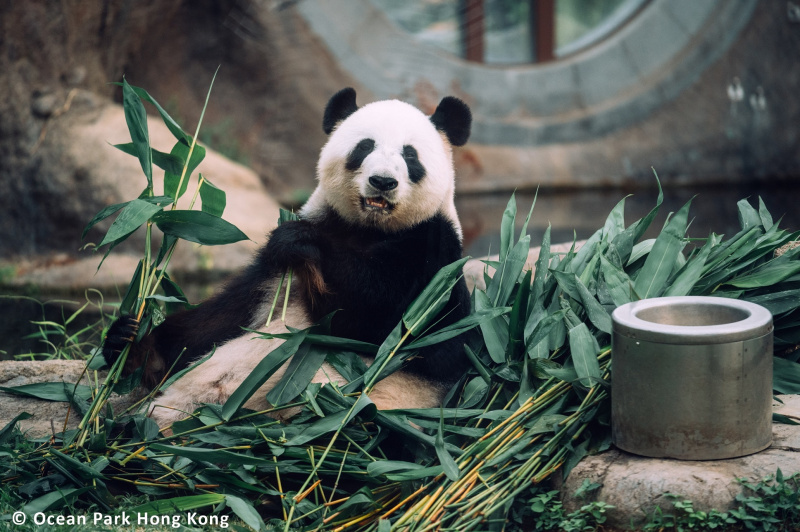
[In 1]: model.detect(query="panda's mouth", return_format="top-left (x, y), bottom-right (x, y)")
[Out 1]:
top-left (362, 196), bottom-right (393, 212)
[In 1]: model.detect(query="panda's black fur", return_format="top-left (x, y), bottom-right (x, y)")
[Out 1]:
top-left (104, 88), bottom-right (474, 424)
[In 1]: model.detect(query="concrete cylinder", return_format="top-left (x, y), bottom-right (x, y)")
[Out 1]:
top-left (612, 296), bottom-right (773, 460)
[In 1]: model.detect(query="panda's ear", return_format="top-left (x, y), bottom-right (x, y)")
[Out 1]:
top-left (430, 96), bottom-right (472, 147)
top-left (323, 88), bottom-right (359, 134)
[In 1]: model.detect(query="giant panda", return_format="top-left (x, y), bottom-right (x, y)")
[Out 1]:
top-left (104, 87), bottom-right (474, 427)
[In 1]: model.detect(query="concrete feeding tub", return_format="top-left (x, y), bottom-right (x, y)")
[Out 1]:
top-left (611, 296), bottom-right (773, 460)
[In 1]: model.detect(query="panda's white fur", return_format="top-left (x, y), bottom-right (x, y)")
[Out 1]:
top-left (302, 99), bottom-right (462, 238)
top-left (145, 94), bottom-right (466, 429)
top-left (150, 288), bottom-right (446, 426)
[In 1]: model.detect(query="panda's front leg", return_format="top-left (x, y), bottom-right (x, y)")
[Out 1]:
top-left (263, 220), bottom-right (329, 303)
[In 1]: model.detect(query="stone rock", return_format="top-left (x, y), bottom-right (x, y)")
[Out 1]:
top-left (560, 395), bottom-right (800, 529)
top-left (0, 360), bottom-right (143, 438)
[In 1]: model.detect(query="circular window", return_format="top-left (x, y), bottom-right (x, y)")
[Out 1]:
top-left (370, 0), bottom-right (648, 65)
top-left (298, 0), bottom-right (757, 145)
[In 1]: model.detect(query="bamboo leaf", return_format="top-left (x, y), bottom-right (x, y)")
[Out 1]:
top-left (23, 488), bottom-right (88, 515)
top-left (474, 289), bottom-right (509, 363)
top-left (436, 410), bottom-right (460, 481)
top-left (602, 195), bottom-right (629, 241)
top-left (737, 198), bottom-right (762, 231)
top-left (568, 323), bottom-right (601, 387)
top-left (129, 494), bottom-right (227, 515)
top-left (149, 443), bottom-right (271, 465)
top-left (221, 330), bottom-right (308, 420)
top-left (0, 382), bottom-right (93, 402)
top-left (773, 357), bottom-right (800, 394)
top-left (82, 201), bottom-right (128, 239)
top-left (113, 143), bottom-right (185, 174)
top-left (199, 176), bottom-right (226, 217)
top-left (599, 254), bottom-right (634, 306)
top-left (746, 289), bottom-right (800, 316)
top-left (164, 140), bottom-right (207, 200)
top-left (0, 412), bottom-right (32, 444)
top-left (265, 342), bottom-right (327, 406)
top-left (663, 238), bottom-right (714, 297)
top-left (758, 197), bottom-right (774, 231)
top-left (152, 210), bottom-right (249, 246)
top-left (726, 262), bottom-right (800, 289)
top-left (284, 393), bottom-right (376, 446)
top-left (402, 257), bottom-right (469, 334)
top-left (99, 199), bottom-right (162, 247)
top-left (633, 198), bottom-right (692, 299)
top-left (405, 307), bottom-right (508, 350)
top-left (532, 225), bottom-right (551, 301)
top-left (507, 269), bottom-right (532, 359)
top-left (609, 172), bottom-right (663, 263)
top-left (500, 192), bottom-right (517, 259)
top-left (225, 494), bottom-right (266, 532)
top-left (488, 235), bottom-right (530, 306)
top-left (122, 78), bottom-right (152, 187)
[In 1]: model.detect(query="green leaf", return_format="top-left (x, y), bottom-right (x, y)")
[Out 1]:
top-left (663, 238), bottom-right (714, 297)
top-left (99, 199), bottom-right (162, 247)
top-left (599, 254), bottom-right (634, 306)
top-left (532, 225), bottom-right (551, 301)
top-left (633, 198), bottom-right (692, 299)
top-left (602, 195), bottom-right (629, 241)
top-left (574, 274), bottom-right (612, 334)
top-left (737, 198), bottom-right (762, 231)
top-left (507, 269), bottom-right (532, 359)
top-left (23, 488), bottom-right (88, 515)
top-left (225, 495), bottom-right (266, 532)
top-left (0, 382), bottom-right (93, 402)
top-left (152, 210), bottom-right (249, 246)
top-left (609, 172), bottom-right (663, 263)
top-left (199, 176), bottom-right (226, 217)
top-left (758, 197), bottom-right (774, 231)
top-left (568, 323), bottom-right (601, 387)
top-left (164, 140), bottom-right (206, 200)
top-left (129, 494), bottom-right (227, 515)
top-left (149, 443), bottom-right (271, 465)
top-left (746, 289), bottom-right (800, 316)
top-left (0, 412), bottom-right (32, 444)
top-left (500, 192), bottom-right (517, 259)
top-left (488, 235), bottom-right (530, 306)
top-left (265, 342), bottom-right (327, 406)
top-left (474, 289), bottom-right (509, 363)
top-left (774, 357), bottom-right (800, 394)
top-left (436, 410), bottom-right (460, 481)
top-left (726, 261), bottom-right (800, 289)
top-left (82, 201), bottom-right (128, 239)
top-left (221, 330), bottom-right (308, 420)
top-left (113, 142), bottom-right (184, 174)
top-left (114, 83), bottom-right (192, 144)
top-left (49, 448), bottom-right (105, 480)
top-left (285, 393), bottom-right (376, 446)
top-left (402, 257), bottom-right (469, 334)
top-left (406, 307), bottom-right (508, 350)
top-left (122, 78), bottom-right (152, 187)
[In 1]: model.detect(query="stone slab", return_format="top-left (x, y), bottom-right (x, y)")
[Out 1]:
top-left (560, 395), bottom-right (800, 529)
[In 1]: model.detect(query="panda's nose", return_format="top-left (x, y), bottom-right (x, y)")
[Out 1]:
top-left (369, 175), bottom-right (398, 191)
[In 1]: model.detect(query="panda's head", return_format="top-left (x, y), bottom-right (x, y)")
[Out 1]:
top-left (300, 88), bottom-right (471, 237)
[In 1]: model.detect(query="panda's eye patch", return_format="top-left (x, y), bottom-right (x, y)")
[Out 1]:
top-left (346, 138), bottom-right (375, 171)
top-left (403, 145), bottom-right (426, 183)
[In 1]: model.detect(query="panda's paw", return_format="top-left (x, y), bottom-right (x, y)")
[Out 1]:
top-left (268, 221), bottom-right (322, 266)
top-left (102, 315), bottom-right (140, 366)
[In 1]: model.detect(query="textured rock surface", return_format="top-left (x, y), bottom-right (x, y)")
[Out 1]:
top-left (0, 360), bottom-right (143, 438)
top-left (560, 395), bottom-right (800, 529)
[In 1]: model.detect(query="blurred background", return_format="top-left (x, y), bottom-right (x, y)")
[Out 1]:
top-left (0, 0), bottom-right (798, 356)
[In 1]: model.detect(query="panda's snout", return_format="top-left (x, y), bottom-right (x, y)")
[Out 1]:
top-left (368, 175), bottom-right (398, 192)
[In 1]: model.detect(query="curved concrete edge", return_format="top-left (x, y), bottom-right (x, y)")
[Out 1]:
top-left (560, 395), bottom-right (800, 529)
